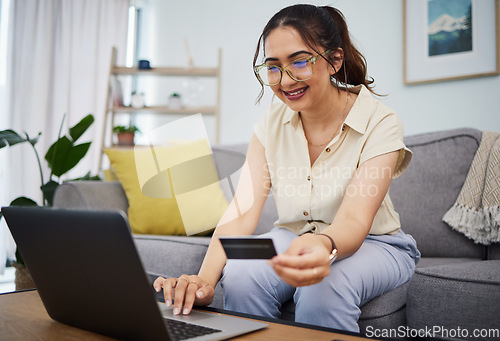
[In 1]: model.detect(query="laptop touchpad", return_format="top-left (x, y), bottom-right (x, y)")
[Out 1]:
top-left (158, 304), bottom-right (219, 322)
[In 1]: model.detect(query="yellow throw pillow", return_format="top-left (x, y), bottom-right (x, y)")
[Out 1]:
top-left (103, 168), bottom-right (119, 181)
top-left (105, 139), bottom-right (228, 235)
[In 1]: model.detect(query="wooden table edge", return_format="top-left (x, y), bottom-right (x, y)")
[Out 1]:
top-left (0, 290), bottom-right (376, 340)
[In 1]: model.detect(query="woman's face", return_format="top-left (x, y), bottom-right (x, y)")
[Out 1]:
top-left (263, 26), bottom-right (339, 113)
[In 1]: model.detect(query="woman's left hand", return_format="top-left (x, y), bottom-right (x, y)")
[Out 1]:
top-left (268, 233), bottom-right (332, 287)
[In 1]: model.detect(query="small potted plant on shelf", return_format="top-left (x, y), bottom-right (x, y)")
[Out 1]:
top-left (113, 123), bottom-right (141, 146)
top-left (168, 92), bottom-right (183, 110)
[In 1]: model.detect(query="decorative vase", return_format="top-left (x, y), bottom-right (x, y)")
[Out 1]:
top-left (11, 262), bottom-right (35, 291)
top-left (130, 92), bottom-right (145, 109)
top-left (117, 132), bottom-right (135, 146)
top-left (168, 95), bottom-right (183, 110)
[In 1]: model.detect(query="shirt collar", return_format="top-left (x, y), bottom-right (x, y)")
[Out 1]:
top-left (343, 85), bottom-right (373, 135)
top-left (283, 106), bottom-right (298, 127)
top-left (282, 84), bottom-right (374, 135)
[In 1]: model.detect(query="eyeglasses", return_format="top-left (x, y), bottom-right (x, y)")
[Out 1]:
top-left (254, 50), bottom-right (330, 86)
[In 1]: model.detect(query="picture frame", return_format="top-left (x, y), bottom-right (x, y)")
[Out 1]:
top-left (403, 0), bottom-right (500, 85)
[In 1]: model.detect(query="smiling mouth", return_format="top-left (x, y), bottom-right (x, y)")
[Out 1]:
top-left (283, 87), bottom-right (308, 96)
top-left (282, 86), bottom-right (308, 99)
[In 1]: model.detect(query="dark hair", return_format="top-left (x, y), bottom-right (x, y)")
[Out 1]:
top-left (253, 4), bottom-right (376, 101)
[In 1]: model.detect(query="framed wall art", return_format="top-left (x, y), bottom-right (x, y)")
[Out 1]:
top-left (403, 0), bottom-right (500, 84)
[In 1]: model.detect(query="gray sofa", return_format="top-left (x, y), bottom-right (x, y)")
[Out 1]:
top-left (53, 128), bottom-right (500, 339)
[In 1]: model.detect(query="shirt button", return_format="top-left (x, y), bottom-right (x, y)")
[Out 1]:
top-left (342, 125), bottom-right (345, 131)
top-left (307, 176), bottom-right (311, 181)
top-left (303, 211), bottom-right (309, 216)
top-left (325, 147), bottom-right (331, 152)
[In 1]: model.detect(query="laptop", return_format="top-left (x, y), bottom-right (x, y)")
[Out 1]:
top-left (2, 206), bottom-right (267, 340)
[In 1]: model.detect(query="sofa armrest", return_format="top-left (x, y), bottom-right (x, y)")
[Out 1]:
top-left (53, 181), bottom-right (129, 213)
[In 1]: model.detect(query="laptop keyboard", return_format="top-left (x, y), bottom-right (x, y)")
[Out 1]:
top-left (164, 318), bottom-right (222, 340)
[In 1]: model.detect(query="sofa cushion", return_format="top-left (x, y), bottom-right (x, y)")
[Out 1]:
top-left (53, 181), bottom-right (129, 212)
top-left (407, 260), bottom-right (500, 336)
top-left (105, 141), bottom-right (229, 236)
top-left (390, 128), bottom-right (487, 258)
top-left (359, 281), bottom-right (409, 321)
top-left (134, 235), bottom-right (210, 276)
top-left (357, 258), bottom-right (484, 332)
top-left (488, 243), bottom-right (500, 260)
top-left (416, 257), bottom-right (483, 268)
top-left (104, 148), bottom-right (183, 235)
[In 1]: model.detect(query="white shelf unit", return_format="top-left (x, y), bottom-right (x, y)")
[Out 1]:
top-left (99, 47), bottom-right (222, 169)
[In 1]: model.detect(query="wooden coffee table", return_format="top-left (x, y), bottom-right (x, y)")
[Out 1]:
top-left (0, 290), bottom-right (375, 340)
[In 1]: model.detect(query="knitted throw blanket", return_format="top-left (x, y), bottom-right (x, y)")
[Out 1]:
top-left (442, 131), bottom-right (500, 245)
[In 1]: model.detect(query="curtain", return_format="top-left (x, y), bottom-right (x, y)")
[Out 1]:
top-left (0, 0), bottom-right (14, 274)
top-left (0, 0), bottom-right (129, 274)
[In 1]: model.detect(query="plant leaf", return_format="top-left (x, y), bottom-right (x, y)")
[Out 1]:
top-left (51, 142), bottom-right (91, 177)
top-left (0, 129), bottom-right (42, 148)
top-left (40, 180), bottom-right (60, 206)
top-left (1, 196), bottom-right (39, 220)
top-left (67, 171), bottom-right (101, 181)
top-left (69, 114), bottom-right (94, 142)
top-left (45, 136), bottom-right (72, 173)
top-left (10, 197), bottom-right (39, 207)
top-left (21, 131), bottom-right (42, 146)
top-left (28, 132), bottom-right (42, 145)
top-left (0, 130), bottom-right (27, 148)
top-left (15, 249), bottom-right (25, 266)
top-left (60, 142), bottom-right (91, 175)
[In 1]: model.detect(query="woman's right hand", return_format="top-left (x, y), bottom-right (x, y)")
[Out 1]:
top-left (153, 275), bottom-right (215, 316)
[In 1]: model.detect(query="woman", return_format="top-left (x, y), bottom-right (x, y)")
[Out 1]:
top-left (154, 4), bottom-right (420, 333)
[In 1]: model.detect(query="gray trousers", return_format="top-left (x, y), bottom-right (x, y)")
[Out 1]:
top-left (221, 227), bottom-right (420, 333)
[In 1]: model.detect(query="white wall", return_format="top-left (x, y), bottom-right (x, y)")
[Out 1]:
top-left (137, 0), bottom-right (500, 144)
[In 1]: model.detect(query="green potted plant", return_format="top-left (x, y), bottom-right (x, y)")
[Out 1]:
top-left (168, 92), bottom-right (183, 110)
top-left (0, 113), bottom-right (98, 290)
top-left (113, 123), bottom-right (141, 146)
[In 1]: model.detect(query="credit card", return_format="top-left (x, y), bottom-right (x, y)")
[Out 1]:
top-left (219, 237), bottom-right (277, 259)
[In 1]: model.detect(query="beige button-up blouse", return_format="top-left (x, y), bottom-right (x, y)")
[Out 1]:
top-left (254, 85), bottom-right (412, 235)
